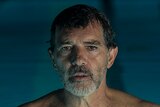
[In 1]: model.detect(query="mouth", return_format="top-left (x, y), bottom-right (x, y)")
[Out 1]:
top-left (69, 72), bottom-right (91, 82)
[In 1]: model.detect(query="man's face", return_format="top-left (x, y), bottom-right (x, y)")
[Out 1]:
top-left (50, 22), bottom-right (114, 96)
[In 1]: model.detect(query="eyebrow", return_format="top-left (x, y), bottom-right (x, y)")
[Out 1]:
top-left (59, 39), bottom-right (74, 45)
top-left (83, 40), bottom-right (102, 45)
top-left (58, 39), bottom-right (102, 46)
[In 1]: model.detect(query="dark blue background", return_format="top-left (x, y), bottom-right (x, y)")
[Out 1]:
top-left (0, 0), bottom-right (160, 106)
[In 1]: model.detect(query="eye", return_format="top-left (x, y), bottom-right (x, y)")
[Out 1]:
top-left (59, 46), bottom-right (72, 54)
top-left (86, 45), bottom-right (98, 51)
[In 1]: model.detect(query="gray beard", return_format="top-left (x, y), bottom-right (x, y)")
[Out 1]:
top-left (64, 80), bottom-right (97, 97)
top-left (58, 65), bottom-right (105, 97)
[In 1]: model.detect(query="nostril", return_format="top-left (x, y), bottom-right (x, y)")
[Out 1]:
top-left (71, 59), bottom-right (76, 66)
top-left (72, 58), bottom-right (87, 66)
top-left (70, 55), bottom-right (77, 65)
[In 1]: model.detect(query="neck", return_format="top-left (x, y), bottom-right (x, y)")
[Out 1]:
top-left (63, 75), bottom-right (111, 107)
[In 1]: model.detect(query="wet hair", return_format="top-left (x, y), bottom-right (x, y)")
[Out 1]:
top-left (50, 4), bottom-right (117, 51)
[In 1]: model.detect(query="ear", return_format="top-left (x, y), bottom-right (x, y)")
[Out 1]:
top-left (48, 48), bottom-right (55, 61)
top-left (107, 47), bottom-right (118, 69)
top-left (48, 48), bottom-right (58, 68)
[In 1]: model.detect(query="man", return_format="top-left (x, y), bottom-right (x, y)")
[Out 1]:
top-left (19, 4), bottom-right (160, 107)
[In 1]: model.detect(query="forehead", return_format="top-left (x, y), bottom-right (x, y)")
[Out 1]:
top-left (55, 22), bottom-right (105, 44)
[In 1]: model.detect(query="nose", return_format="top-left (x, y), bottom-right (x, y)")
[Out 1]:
top-left (70, 46), bottom-right (87, 66)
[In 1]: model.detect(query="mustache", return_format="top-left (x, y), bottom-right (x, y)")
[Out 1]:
top-left (68, 65), bottom-right (92, 76)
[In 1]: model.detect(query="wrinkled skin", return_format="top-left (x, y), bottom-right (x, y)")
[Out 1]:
top-left (52, 22), bottom-right (113, 97)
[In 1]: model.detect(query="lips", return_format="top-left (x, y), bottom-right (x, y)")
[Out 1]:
top-left (73, 72), bottom-right (88, 77)
top-left (69, 72), bottom-right (91, 82)
top-left (68, 65), bottom-right (92, 82)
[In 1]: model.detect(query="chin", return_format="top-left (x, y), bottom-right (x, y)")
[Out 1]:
top-left (64, 81), bottom-right (97, 97)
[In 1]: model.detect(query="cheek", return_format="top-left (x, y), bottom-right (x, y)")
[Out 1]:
top-left (88, 50), bottom-right (108, 71)
top-left (55, 57), bottom-right (71, 72)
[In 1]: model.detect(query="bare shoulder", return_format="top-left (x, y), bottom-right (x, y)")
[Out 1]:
top-left (18, 89), bottom-right (64, 107)
top-left (139, 100), bottom-right (160, 107)
top-left (108, 88), bottom-right (160, 107)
